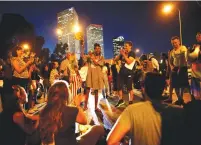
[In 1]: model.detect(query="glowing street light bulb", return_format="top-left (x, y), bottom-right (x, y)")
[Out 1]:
top-left (73, 25), bottom-right (80, 33)
top-left (163, 4), bottom-right (173, 13)
top-left (56, 29), bottom-right (62, 35)
top-left (23, 44), bottom-right (29, 50)
top-left (135, 48), bottom-right (140, 53)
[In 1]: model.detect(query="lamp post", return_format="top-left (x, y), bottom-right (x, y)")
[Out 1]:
top-left (73, 24), bottom-right (84, 56)
top-left (163, 4), bottom-right (182, 45)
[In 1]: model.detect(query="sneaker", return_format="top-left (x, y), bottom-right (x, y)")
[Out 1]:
top-left (163, 98), bottom-right (173, 103)
top-left (173, 99), bottom-right (184, 106)
top-left (115, 99), bottom-right (124, 107)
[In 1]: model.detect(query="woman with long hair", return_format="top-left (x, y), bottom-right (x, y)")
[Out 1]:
top-left (39, 80), bottom-right (104, 145)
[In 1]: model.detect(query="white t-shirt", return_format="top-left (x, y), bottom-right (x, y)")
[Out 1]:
top-left (79, 66), bottom-right (88, 82)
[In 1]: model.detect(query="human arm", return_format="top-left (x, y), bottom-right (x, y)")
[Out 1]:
top-left (120, 49), bottom-right (135, 65)
top-left (13, 112), bottom-right (39, 135)
top-left (168, 50), bottom-right (174, 71)
top-left (107, 108), bottom-right (131, 145)
top-left (12, 58), bottom-right (33, 74)
top-left (151, 58), bottom-right (159, 71)
top-left (73, 94), bottom-right (87, 125)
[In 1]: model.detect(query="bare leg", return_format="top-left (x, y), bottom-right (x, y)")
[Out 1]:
top-left (84, 88), bottom-right (90, 110)
top-left (129, 90), bottom-right (134, 102)
top-left (77, 125), bottom-right (105, 145)
top-left (94, 90), bottom-right (99, 110)
top-left (118, 90), bottom-right (123, 100)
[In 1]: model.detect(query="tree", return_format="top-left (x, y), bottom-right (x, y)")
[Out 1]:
top-left (53, 42), bottom-right (68, 57)
top-left (34, 36), bottom-right (45, 56)
top-left (40, 48), bottom-right (50, 64)
top-left (0, 13), bottom-right (35, 59)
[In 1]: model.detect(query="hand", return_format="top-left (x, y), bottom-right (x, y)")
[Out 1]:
top-left (120, 49), bottom-right (125, 56)
top-left (30, 52), bottom-right (36, 58)
top-left (27, 58), bottom-right (34, 65)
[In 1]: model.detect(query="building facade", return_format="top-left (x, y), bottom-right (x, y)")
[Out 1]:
top-left (113, 36), bottom-right (124, 57)
top-left (86, 24), bottom-right (104, 57)
top-left (57, 7), bottom-right (80, 58)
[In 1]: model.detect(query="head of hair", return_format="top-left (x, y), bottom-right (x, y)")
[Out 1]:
top-left (12, 46), bottom-right (23, 57)
top-left (12, 85), bottom-right (27, 104)
top-left (144, 72), bottom-right (166, 100)
top-left (161, 53), bottom-right (168, 59)
top-left (94, 43), bottom-right (100, 49)
top-left (140, 54), bottom-right (148, 61)
top-left (171, 36), bottom-right (180, 41)
top-left (124, 41), bottom-right (133, 47)
top-left (39, 81), bottom-right (71, 144)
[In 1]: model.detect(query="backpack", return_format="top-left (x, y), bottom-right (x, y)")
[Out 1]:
top-left (142, 60), bottom-right (154, 72)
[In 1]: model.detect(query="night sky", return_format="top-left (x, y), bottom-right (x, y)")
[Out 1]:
top-left (0, 1), bottom-right (201, 58)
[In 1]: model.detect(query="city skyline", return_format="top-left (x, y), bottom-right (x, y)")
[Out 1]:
top-left (86, 24), bottom-right (104, 57)
top-left (0, 1), bottom-right (201, 58)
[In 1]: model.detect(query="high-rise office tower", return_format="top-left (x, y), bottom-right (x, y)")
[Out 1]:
top-left (113, 36), bottom-right (124, 57)
top-left (86, 24), bottom-right (104, 57)
top-left (57, 7), bottom-right (80, 58)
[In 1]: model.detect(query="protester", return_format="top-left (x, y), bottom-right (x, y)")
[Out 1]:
top-left (49, 61), bottom-right (59, 85)
top-left (189, 31), bottom-right (201, 100)
top-left (39, 80), bottom-right (105, 145)
top-left (114, 41), bottom-right (135, 107)
top-left (0, 85), bottom-right (39, 145)
top-left (11, 46), bottom-right (34, 90)
top-left (107, 72), bottom-right (187, 145)
top-left (85, 43), bottom-right (104, 112)
top-left (169, 36), bottom-right (190, 105)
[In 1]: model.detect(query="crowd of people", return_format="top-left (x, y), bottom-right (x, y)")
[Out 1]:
top-left (0, 31), bottom-right (201, 145)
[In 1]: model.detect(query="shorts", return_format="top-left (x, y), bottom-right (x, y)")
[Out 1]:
top-left (119, 73), bottom-right (133, 91)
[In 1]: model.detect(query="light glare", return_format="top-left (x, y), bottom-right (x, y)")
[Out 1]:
top-left (163, 4), bottom-right (173, 13)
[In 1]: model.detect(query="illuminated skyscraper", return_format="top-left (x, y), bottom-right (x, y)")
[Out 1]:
top-left (86, 24), bottom-right (104, 57)
top-left (57, 7), bottom-right (80, 58)
top-left (113, 36), bottom-right (124, 57)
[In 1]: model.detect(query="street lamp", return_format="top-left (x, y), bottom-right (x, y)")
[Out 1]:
top-left (22, 43), bottom-right (29, 50)
top-left (135, 48), bottom-right (140, 53)
top-left (73, 25), bottom-right (80, 33)
top-left (56, 28), bottom-right (62, 36)
top-left (162, 4), bottom-right (182, 45)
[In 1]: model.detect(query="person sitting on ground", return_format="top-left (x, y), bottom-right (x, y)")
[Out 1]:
top-left (39, 80), bottom-right (105, 145)
top-left (107, 72), bottom-right (187, 145)
top-left (0, 85), bottom-right (39, 145)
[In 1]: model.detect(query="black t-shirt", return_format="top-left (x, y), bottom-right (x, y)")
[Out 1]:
top-left (119, 50), bottom-right (135, 67)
